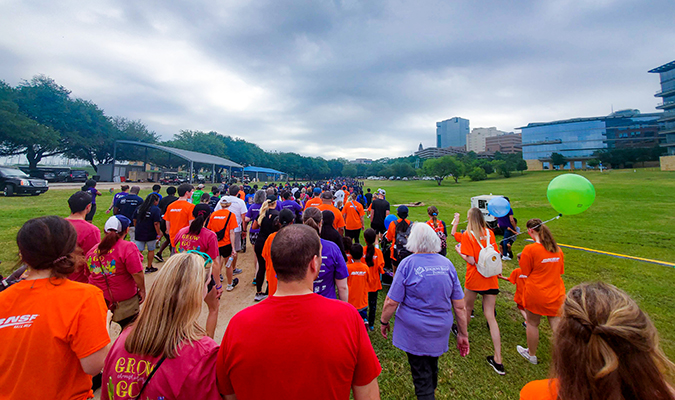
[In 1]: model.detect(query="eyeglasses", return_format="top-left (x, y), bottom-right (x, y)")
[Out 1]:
top-left (186, 250), bottom-right (213, 268)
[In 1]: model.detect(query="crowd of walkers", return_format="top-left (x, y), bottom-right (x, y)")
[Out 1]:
top-left (1, 178), bottom-right (674, 400)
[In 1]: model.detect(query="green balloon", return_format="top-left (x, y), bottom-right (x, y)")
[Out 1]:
top-left (547, 174), bottom-right (595, 215)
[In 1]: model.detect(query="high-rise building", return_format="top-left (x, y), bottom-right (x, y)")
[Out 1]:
top-left (485, 133), bottom-right (522, 154)
top-left (466, 127), bottom-right (507, 153)
top-left (649, 60), bottom-right (675, 156)
top-left (519, 110), bottom-right (660, 170)
top-left (414, 146), bottom-right (467, 159)
top-left (436, 117), bottom-right (469, 148)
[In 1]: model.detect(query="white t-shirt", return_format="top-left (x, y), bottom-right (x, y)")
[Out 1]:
top-left (214, 195), bottom-right (247, 232)
top-left (334, 190), bottom-right (345, 206)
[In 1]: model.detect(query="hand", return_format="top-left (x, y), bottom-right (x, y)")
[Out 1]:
top-left (457, 334), bottom-right (470, 357)
top-left (105, 209), bottom-right (111, 214)
top-left (138, 289), bottom-right (146, 304)
top-left (452, 213), bottom-right (460, 224)
top-left (380, 323), bottom-right (390, 339)
top-left (241, 231), bottom-right (247, 239)
top-left (205, 285), bottom-right (220, 310)
top-left (216, 285), bottom-right (224, 299)
top-left (106, 310), bottom-right (113, 325)
top-left (497, 273), bottom-right (506, 281)
top-left (454, 243), bottom-right (462, 255)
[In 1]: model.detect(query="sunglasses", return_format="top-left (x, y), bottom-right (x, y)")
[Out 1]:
top-left (186, 250), bottom-right (213, 268)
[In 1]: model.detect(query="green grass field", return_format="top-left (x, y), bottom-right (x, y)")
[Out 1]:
top-left (1, 169), bottom-right (674, 399)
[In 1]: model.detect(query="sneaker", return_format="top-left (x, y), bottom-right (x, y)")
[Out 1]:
top-left (144, 267), bottom-right (158, 273)
top-left (252, 279), bottom-right (256, 285)
top-left (233, 268), bottom-right (243, 275)
top-left (154, 254), bottom-right (164, 263)
top-left (522, 321), bottom-right (527, 328)
top-left (254, 292), bottom-right (268, 302)
top-left (451, 323), bottom-right (458, 337)
top-left (517, 345), bottom-right (538, 364)
top-left (220, 274), bottom-right (224, 281)
top-left (487, 356), bottom-right (506, 375)
top-left (369, 325), bottom-right (375, 331)
top-left (227, 278), bottom-right (240, 291)
top-left (471, 310), bottom-right (475, 319)
top-left (501, 255), bottom-right (512, 261)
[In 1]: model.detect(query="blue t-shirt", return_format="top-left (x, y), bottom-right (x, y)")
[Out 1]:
top-left (388, 253), bottom-right (464, 357)
top-left (115, 194), bottom-right (143, 224)
top-left (152, 191), bottom-right (163, 200)
top-left (132, 205), bottom-right (161, 242)
top-left (497, 208), bottom-right (514, 229)
top-left (313, 239), bottom-right (349, 299)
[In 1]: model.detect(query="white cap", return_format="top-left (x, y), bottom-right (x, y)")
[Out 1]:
top-left (104, 215), bottom-right (130, 233)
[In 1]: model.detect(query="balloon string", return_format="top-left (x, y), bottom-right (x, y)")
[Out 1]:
top-left (512, 214), bottom-right (562, 237)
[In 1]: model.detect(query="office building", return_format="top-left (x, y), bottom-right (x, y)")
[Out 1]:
top-left (485, 133), bottom-right (522, 154)
top-left (467, 127), bottom-right (507, 153)
top-left (649, 60), bottom-right (675, 157)
top-left (414, 145), bottom-right (467, 159)
top-left (350, 158), bottom-right (373, 165)
top-left (436, 117), bottom-right (469, 148)
top-left (519, 110), bottom-right (660, 170)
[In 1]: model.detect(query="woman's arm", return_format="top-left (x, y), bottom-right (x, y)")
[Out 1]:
top-left (132, 272), bottom-right (146, 304)
top-left (336, 278), bottom-right (349, 302)
top-left (379, 296), bottom-right (400, 339)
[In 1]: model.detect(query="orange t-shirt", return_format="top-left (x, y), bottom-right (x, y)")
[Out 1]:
top-left (520, 379), bottom-right (558, 400)
top-left (237, 190), bottom-right (245, 201)
top-left (347, 261), bottom-right (369, 310)
top-left (0, 278), bottom-right (110, 400)
top-left (164, 199), bottom-right (195, 246)
top-left (262, 232), bottom-right (279, 296)
top-left (342, 201), bottom-right (365, 230)
top-left (460, 229), bottom-right (499, 291)
top-left (453, 232), bottom-right (462, 242)
top-left (304, 197), bottom-right (323, 210)
top-left (364, 247), bottom-right (385, 292)
top-left (207, 209), bottom-right (239, 247)
top-left (507, 267), bottom-right (526, 307)
top-left (519, 243), bottom-right (565, 317)
top-left (317, 203), bottom-right (346, 230)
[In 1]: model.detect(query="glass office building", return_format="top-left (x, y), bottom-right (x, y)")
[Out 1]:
top-left (520, 110), bottom-right (660, 169)
top-left (436, 117), bottom-right (469, 148)
top-left (649, 60), bottom-right (675, 155)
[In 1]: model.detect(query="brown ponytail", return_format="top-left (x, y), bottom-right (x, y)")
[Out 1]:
top-left (363, 228), bottom-right (376, 267)
top-left (428, 206), bottom-right (439, 229)
top-left (98, 230), bottom-right (125, 255)
top-left (17, 216), bottom-right (80, 278)
top-left (526, 218), bottom-right (559, 253)
top-left (302, 207), bottom-right (322, 235)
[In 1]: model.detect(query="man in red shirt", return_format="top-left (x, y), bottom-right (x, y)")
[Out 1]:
top-left (216, 225), bottom-right (382, 400)
top-left (65, 191), bottom-right (101, 283)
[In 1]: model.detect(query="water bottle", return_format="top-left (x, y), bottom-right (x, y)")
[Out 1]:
top-left (225, 256), bottom-right (233, 269)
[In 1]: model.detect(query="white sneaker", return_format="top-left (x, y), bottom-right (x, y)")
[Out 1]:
top-left (517, 345), bottom-right (538, 364)
top-left (502, 255), bottom-right (512, 261)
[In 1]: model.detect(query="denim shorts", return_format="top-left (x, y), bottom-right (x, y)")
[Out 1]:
top-left (135, 240), bottom-right (157, 252)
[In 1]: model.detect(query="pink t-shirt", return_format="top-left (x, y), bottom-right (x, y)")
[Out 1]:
top-left (86, 240), bottom-right (143, 303)
top-left (102, 328), bottom-right (220, 400)
top-left (67, 218), bottom-right (101, 283)
top-left (174, 226), bottom-right (219, 262)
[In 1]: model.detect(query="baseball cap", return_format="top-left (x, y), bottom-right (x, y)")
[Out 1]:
top-left (377, 188), bottom-right (386, 195)
top-left (219, 197), bottom-right (232, 207)
top-left (266, 194), bottom-right (277, 202)
top-left (104, 215), bottom-right (131, 233)
top-left (279, 209), bottom-right (295, 226)
top-left (313, 187), bottom-right (321, 195)
top-left (397, 205), bottom-right (409, 217)
top-left (320, 191), bottom-right (333, 200)
top-left (198, 184), bottom-right (205, 189)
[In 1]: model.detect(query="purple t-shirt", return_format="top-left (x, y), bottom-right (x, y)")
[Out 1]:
top-left (88, 187), bottom-right (99, 205)
top-left (497, 208), bottom-right (514, 229)
top-left (388, 253), bottom-right (464, 357)
top-left (245, 203), bottom-right (263, 234)
top-left (279, 200), bottom-right (303, 218)
top-left (313, 239), bottom-right (349, 299)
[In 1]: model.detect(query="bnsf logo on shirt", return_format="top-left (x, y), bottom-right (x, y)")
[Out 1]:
top-left (0, 314), bottom-right (38, 329)
top-left (350, 271), bottom-right (367, 276)
top-left (541, 257), bottom-right (561, 263)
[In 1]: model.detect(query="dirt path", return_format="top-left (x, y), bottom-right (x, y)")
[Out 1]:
top-left (96, 241), bottom-right (258, 398)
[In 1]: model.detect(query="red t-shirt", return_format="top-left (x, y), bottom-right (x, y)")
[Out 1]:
top-left (86, 240), bottom-right (144, 303)
top-left (347, 261), bottom-right (369, 310)
top-left (0, 278), bottom-right (109, 400)
top-left (67, 218), bottom-right (102, 283)
top-left (174, 226), bottom-right (220, 262)
top-left (102, 328), bottom-right (220, 400)
top-left (216, 294), bottom-right (381, 400)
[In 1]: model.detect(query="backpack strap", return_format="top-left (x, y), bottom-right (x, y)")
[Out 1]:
top-left (216, 212), bottom-right (233, 241)
top-left (471, 229), bottom-right (489, 250)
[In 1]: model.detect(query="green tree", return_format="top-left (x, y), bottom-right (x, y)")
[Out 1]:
top-left (550, 152), bottom-right (567, 169)
top-left (492, 160), bottom-right (513, 178)
top-left (587, 159), bottom-right (600, 169)
top-left (469, 166), bottom-right (487, 181)
top-left (424, 156), bottom-right (464, 185)
top-left (516, 158), bottom-right (528, 174)
top-left (342, 164), bottom-right (357, 177)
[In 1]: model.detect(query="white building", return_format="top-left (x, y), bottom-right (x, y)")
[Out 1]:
top-left (466, 127), bottom-right (507, 153)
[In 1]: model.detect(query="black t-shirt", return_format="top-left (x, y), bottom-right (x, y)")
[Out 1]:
top-left (370, 198), bottom-right (390, 226)
top-left (158, 195), bottom-right (178, 214)
top-left (365, 192), bottom-right (373, 206)
top-left (115, 194), bottom-right (143, 223)
top-left (256, 209), bottom-right (280, 249)
top-left (132, 205), bottom-right (161, 241)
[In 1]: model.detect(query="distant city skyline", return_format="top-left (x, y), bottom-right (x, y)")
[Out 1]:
top-left (1, 1), bottom-right (674, 159)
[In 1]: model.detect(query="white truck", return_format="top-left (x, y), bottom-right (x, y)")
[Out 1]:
top-left (470, 194), bottom-right (505, 232)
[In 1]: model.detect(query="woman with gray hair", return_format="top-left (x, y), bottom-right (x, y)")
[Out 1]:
top-left (380, 223), bottom-right (470, 400)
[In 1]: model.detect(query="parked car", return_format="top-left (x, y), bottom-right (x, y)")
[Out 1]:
top-left (0, 168), bottom-right (49, 196)
top-left (19, 167), bottom-right (65, 182)
top-left (65, 170), bottom-right (88, 182)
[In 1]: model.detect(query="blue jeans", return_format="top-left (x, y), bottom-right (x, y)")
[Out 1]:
top-left (501, 229), bottom-right (515, 257)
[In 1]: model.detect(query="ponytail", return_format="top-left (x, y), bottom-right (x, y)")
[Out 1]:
top-left (98, 230), bottom-right (124, 255)
top-left (257, 200), bottom-right (273, 226)
top-left (138, 193), bottom-right (159, 221)
top-left (189, 214), bottom-right (207, 235)
top-left (302, 207), bottom-right (322, 235)
top-left (396, 219), bottom-right (409, 235)
top-left (363, 228), bottom-right (376, 267)
top-left (16, 216), bottom-right (80, 279)
top-left (527, 218), bottom-right (559, 253)
top-left (428, 206), bottom-right (439, 229)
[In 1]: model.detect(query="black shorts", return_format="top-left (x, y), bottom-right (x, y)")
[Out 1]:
top-left (472, 288), bottom-right (500, 296)
top-left (160, 220), bottom-right (169, 240)
top-left (371, 222), bottom-right (386, 235)
top-left (219, 244), bottom-right (233, 258)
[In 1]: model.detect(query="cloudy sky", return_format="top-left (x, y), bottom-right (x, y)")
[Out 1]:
top-left (1, 0), bottom-right (674, 160)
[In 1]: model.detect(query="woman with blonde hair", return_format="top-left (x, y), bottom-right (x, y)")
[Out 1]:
top-left (102, 252), bottom-right (220, 400)
top-left (516, 218), bottom-right (566, 365)
top-left (520, 282), bottom-right (675, 400)
top-left (455, 207), bottom-right (504, 375)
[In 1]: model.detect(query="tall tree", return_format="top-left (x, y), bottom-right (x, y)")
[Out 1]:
top-left (550, 152), bottom-right (567, 169)
top-left (424, 156), bottom-right (464, 185)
